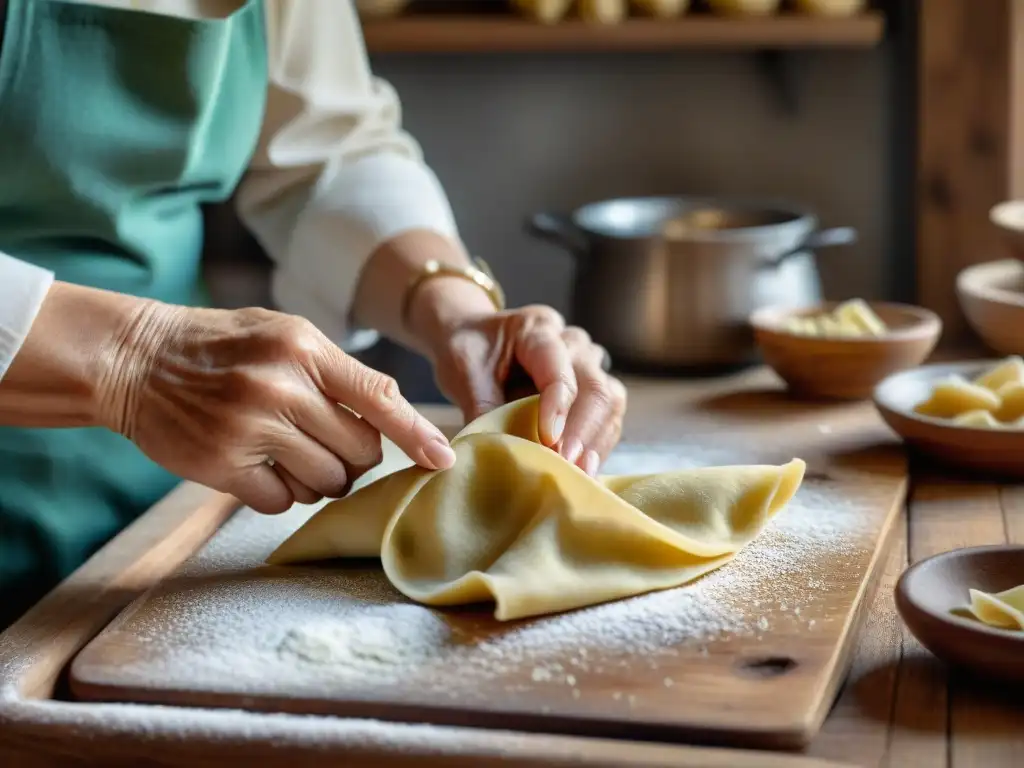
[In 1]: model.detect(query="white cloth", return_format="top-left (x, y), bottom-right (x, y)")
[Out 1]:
top-left (0, 0), bottom-right (459, 379)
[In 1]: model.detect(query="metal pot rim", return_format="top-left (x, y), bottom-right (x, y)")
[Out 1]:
top-left (567, 195), bottom-right (818, 242)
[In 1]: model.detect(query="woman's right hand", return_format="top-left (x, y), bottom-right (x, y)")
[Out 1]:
top-left (98, 301), bottom-right (457, 514)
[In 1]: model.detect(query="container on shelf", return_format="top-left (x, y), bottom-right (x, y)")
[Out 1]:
top-left (354, 0), bottom-right (411, 18)
top-left (632, 0), bottom-right (693, 17)
top-left (512, 0), bottom-right (574, 24)
top-left (706, 0), bottom-right (783, 16)
top-left (790, 0), bottom-right (868, 17)
top-left (578, 0), bottom-right (629, 24)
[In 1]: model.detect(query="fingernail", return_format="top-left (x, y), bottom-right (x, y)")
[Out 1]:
top-left (550, 412), bottom-right (567, 444)
top-left (423, 437), bottom-right (456, 470)
top-left (583, 450), bottom-right (600, 478)
top-left (544, 383), bottom-right (571, 444)
top-left (561, 436), bottom-right (583, 466)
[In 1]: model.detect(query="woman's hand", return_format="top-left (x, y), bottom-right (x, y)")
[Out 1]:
top-left (427, 305), bottom-right (627, 477)
top-left (98, 302), bottom-right (456, 514)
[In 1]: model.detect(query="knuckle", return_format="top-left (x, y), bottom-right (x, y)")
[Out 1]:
top-left (583, 376), bottom-right (615, 410)
top-left (609, 376), bottom-right (627, 404)
top-left (558, 370), bottom-right (579, 397)
top-left (362, 371), bottom-right (403, 413)
top-left (562, 326), bottom-right (591, 348)
top-left (238, 370), bottom-right (297, 409)
top-left (524, 304), bottom-right (565, 329)
top-left (278, 315), bottom-right (322, 357)
top-left (234, 306), bottom-right (277, 328)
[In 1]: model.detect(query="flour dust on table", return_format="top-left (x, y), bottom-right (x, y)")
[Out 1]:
top-left (94, 445), bottom-right (874, 706)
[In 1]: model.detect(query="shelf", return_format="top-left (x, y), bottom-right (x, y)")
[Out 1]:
top-left (361, 11), bottom-right (886, 54)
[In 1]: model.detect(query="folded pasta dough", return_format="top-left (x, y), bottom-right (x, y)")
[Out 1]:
top-left (268, 396), bottom-right (806, 621)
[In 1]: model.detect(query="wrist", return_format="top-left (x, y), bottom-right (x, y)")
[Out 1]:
top-left (351, 230), bottom-right (500, 355)
top-left (95, 296), bottom-right (182, 438)
top-left (406, 273), bottom-right (499, 356)
top-left (0, 282), bottom-right (162, 429)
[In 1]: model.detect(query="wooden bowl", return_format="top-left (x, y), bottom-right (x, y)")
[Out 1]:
top-left (957, 259), bottom-right (1024, 355)
top-left (895, 545), bottom-right (1024, 683)
top-left (872, 360), bottom-right (1024, 478)
top-left (750, 302), bottom-right (942, 400)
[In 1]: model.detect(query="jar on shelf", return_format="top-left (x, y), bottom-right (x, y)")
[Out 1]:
top-left (354, 0), bottom-right (412, 18)
top-left (706, 0), bottom-right (783, 16)
top-left (790, 0), bottom-right (868, 16)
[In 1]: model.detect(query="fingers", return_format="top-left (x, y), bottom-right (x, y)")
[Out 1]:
top-left (297, 398), bottom-right (384, 488)
top-left (272, 464), bottom-right (324, 506)
top-left (558, 328), bottom-right (627, 476)
top-left (228, 463), bottom-right (294, 515)
top-left (314, 345), bottom-right (456, 472)
top-left (267, 428), bottom-right (351, 498)
top-left (512, 306), bottom-right (577, 446)
top-left (583, 395), bottom-right (626, 472)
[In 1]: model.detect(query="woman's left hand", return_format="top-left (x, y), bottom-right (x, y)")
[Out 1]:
top-left (427, 305), bottom-right (627, 477)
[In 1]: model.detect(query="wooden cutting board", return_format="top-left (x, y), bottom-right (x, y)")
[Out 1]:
top-left (69, 386), bottom-right (906, 751)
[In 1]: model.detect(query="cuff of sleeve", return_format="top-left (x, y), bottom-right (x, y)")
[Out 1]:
top-left (270, 151), bottom-right (460, 346)
top-left (0, 253), bottom-right (54, 380)
top-left (273, 268), bottom-right (380, 353)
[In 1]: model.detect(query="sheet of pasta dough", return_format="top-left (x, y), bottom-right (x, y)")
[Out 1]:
top-left (269, 396), bottom-right (806, 621)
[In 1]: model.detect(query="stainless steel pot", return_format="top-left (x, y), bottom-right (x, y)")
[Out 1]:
top-left (525, 196), bottom-right (857, 369)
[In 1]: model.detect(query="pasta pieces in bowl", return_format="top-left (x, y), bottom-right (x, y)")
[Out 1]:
top-left (750, 300), bottom-right (942, 400)
top-left (895, 545), bottom-right (1024, 683)
top-left (873, 357), bottom-right (1024, 478)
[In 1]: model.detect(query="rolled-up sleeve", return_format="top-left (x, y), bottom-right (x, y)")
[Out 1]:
top-left (236, 0), bottom-right (460, 351)
top-left (0, 253), bottom-right (54, 380)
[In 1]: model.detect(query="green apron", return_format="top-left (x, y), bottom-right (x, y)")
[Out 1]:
top-left (0, 0), bottom-right (268, 627)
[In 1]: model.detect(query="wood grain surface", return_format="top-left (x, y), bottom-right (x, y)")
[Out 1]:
top-left (65, 373), bottom-right (904, 751)
top-left (359, 12), bottom-right (886, 54)
top-left (917, 0), bottom-right (1024, 345)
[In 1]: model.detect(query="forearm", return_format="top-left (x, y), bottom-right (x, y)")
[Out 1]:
top-left (0, 282), bottom-right (150, 428)
top-left (350, 229), bottom-right (499, 356)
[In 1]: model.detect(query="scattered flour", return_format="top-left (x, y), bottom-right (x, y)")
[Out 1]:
top-left (278, 608), bottom-right (451, 668)
top-left (88, 441), bottom-right (881, 711)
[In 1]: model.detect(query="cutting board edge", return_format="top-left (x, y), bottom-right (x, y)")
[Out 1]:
top-left (800, 473), bottom-right (907, 734)
top-left (66, 676), bottom-right (827, 752)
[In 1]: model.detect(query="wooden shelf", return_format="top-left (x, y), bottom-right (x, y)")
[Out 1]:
top-left (361, 11), bottom-right (886, 54)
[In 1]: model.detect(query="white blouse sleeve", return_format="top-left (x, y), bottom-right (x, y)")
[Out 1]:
top-left (0, 253), bottom-right (54, 380)
top-left (235, 0), bottom-right (461, 351)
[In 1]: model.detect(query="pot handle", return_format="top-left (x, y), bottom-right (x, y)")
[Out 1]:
top-left (524, 212), bottom-right (589, 257)
top-left (764, 226), bottom-right (858, 269)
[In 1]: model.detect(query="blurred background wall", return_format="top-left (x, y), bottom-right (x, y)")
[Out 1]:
top-left (205, 8), bottom-right (913, 403)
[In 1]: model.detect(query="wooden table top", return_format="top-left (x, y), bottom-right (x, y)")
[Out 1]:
top-left (1, 366), bottom-right (1021, 767)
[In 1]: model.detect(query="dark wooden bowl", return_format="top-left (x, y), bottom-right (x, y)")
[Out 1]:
top-left (895, 545), bottom-right (1024, 682)
top-left (873, 361), bottom-right (1024, 478)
